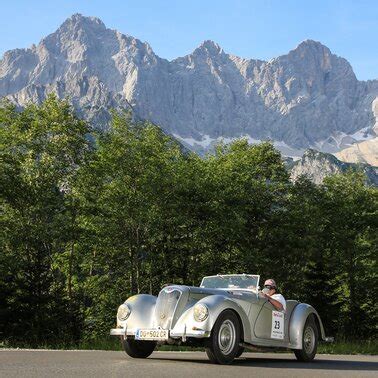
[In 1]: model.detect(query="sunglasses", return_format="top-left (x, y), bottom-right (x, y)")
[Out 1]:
top-left (264, 285), bottom-right (275, 290)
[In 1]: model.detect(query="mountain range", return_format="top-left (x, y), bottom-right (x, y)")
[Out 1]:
top-left (1, 14), bottom-right (377, 162)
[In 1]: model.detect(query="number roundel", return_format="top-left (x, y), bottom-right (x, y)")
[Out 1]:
top-left (271, 311), bottom-right (284, 339)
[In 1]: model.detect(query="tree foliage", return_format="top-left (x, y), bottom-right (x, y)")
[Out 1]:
top-left (1, 96), bottom-right (376, 345)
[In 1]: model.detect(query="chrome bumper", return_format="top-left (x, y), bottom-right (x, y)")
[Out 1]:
top-left (109, 326), bottom-right (133, 337)
top-left (109, 327), bottom-right (210, 339)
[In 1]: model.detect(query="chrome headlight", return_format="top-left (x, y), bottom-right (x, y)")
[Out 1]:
top-left (193, 303), bottom-right (209, 322)
top-left (117, 303), bottom-right (131, 321)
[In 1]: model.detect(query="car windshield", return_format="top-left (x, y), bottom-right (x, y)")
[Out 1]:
top-left (200, 274), bottom-right (259, 291)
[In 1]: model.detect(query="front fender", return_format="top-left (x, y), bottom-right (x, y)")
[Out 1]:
top-left (289, 303), bottom-right (326, 349)
top-left (117, 294), bottom-right (157, 329)
top-left (172, 294), bottom-right (252, 343)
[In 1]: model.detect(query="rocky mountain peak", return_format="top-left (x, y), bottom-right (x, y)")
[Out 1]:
top-left (294, 39), bottom-right (330, 53)
top-left (279, 39), bottom-right (328, 68)
top-left (198, 40), bottom-right (223, 53)
top-left (58, 13), bottom-right (106, 33)
top-left (189, 40), bottom-right (225, 60)
top-left (281, 38), bottom-right (354, 76)
top-left (41, 13), bottom-right (109, 50)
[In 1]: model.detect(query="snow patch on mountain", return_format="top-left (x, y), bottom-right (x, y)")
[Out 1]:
top-left (173, 133), bottom-right (304, 157)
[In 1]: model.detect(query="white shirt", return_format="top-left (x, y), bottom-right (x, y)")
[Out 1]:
top-left (271, 293), bottom-right (286, 312)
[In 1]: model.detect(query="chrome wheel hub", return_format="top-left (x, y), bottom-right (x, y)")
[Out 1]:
top-left (303, 326), bottom-right (315, 354)
top-left (218, 320), bottom-right (236, 355)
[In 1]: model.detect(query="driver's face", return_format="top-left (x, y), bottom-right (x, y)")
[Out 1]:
top-left (263, 285), bottom-right (276, 295)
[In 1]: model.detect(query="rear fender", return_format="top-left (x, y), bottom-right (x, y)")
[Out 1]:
top-left (289, 303), bottom-right (325, 349)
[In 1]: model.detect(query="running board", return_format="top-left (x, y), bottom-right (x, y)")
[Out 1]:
top-left (239, 342), bottom-right (289, 352)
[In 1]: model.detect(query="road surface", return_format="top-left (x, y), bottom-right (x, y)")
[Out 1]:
top-left (0, 350), bottom-right (377, 377)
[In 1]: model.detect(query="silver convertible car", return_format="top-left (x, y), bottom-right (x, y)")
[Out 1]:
top-left (110, 274), bottom-right (332, 364)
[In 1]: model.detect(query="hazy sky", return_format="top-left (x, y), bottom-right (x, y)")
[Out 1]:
top-left (1, 0), bottom-right (377, 80)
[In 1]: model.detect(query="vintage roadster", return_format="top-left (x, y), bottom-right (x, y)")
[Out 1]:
top-left (110, 274), bottom-right (331, 364)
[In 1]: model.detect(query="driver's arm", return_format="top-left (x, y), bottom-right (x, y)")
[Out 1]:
top-left (264, 295), bottom-right (284, 311)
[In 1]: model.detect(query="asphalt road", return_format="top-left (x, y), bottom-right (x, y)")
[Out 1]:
top-left (0, 350), bottom-right (377, 378)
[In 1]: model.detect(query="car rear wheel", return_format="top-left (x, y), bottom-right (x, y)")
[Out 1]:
top-left (122, 338), bottom-right (156, 358)
top-left (294, 316), bottom-right (318, 362)
top-left (205, 310), bottom-right (241, 364)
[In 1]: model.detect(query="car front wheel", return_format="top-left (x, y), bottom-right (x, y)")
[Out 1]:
top-left (122, 338), bottom-right (156, 358)
top-left (235, 346), bottom-right (245, 358)
top-left (206, 309), bottom-right (241, 364)
top-left (294, 316), bottom-right (318, 362)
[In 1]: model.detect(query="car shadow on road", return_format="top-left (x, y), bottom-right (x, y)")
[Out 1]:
top-left (150, 355), bottom-right (378, 372)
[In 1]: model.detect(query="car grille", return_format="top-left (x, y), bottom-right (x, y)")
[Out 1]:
top-left (154, 288), bottom-right (182, 329)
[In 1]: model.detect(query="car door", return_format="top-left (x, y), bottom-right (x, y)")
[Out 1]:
top-left (253, 298), bottom-right (275, 339)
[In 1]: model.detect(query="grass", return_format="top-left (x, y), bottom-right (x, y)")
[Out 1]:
top-left (0, 337), bottom-right (122, 351)
top-left (1, 338), bottom-right (376, 355)
top-left (317, 340), bottom-right (377, 355)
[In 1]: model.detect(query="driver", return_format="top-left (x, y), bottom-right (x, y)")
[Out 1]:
top-left (261, 279), bottom-right (286, 312)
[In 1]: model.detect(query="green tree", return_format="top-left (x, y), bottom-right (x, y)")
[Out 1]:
top-left (75, 112), bottom-right (188, 338)
top-left (283, 177), bottom-right (340, 334)
top-left (321, 172), bottom-right (377, 339)
top-left (0, 95), bottom-right (91, 345)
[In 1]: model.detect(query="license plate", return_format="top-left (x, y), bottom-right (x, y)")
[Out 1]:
top-left (135, 329), bottom-right (169, 340)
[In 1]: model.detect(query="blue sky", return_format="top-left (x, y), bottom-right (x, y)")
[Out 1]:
top-left (1, 0), bottom-right (377, 80)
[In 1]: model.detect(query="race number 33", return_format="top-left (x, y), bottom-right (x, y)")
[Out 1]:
top-left (271, 311), bottom-right (284, 339)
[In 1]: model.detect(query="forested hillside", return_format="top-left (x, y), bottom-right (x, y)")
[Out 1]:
top-left (1, 96), bottom-right (377, 347)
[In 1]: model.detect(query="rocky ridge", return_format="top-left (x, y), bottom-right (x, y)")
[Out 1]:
top-left (289, 149), bottom-right (377, 186)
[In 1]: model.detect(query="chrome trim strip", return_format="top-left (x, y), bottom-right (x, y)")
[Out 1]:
top-left (170, 330), bottom-right (210, 338)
